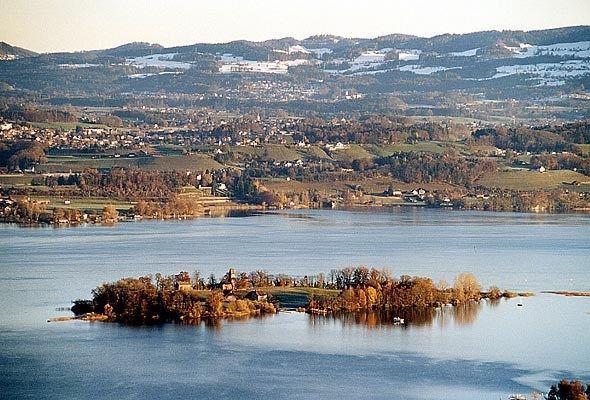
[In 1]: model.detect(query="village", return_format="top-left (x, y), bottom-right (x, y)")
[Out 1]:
top-left (1, 108), bottom-right (589, 221)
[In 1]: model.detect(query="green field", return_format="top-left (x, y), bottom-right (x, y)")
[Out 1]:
top-left (37, 154), bottom-right (224, 173)
top-left (299, 145), bottom-right (332, 160)
top-left (30, 196), bottom-right (134, 211)
top-left (140, 154), bottom-right (223, 171)
top-left (328, 144), bottom-right (373, 161)
top-left (0, 174), bottom-right (43, 187)
top-left (477, 169), bottom-right (590, 190)
top-left (388, 142), bottom-right (447, 154)
top-left (261, 144), bottom-right (302, 162)
top-left (577, 144), bottom-right (590, 155)
top-left (231, 144), bottom-right (332, 162)
top-left (39, 155), bottom-right (141, 172)
top-left (155, 144), bottom-right (186, 156)
top-left (467, 144), bottom-right (499, 155)
top-left (27, 122), bottom-right (109, 131)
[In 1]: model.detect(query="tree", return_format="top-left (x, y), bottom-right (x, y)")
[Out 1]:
top-left (258, 190), bottom-right (281, 207)
top-left (91, 276), bottom-right (159, 324)
top-left (207, 291), bottom-right (224, 316)
top-left (316, 273), bottom-right (325, 288)
top-left (102, 205), bottom-right (118, 222)
top-left (365, 286), bottom-right (378, 308)
top-left (249, 270), bottom-right (270, 287)
top-left (192, 270), bottom-right (204, 290)
top-left (353, 266), bottom-right (369, 287)
top-left (207, 274), bottom-right (217, 288)
top-left (453, 273), bottom-right (481, 303)
top-left (488, 285), bottom-right (502, 300)
top-left (556, 379), bottom-right (587, 400)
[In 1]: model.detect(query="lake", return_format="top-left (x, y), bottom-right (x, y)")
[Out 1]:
top-left (1, 208), bottom-right (589, 399)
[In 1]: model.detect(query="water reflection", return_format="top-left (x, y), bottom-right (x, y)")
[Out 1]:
top-left (309, 300), bottom-right (484, 329)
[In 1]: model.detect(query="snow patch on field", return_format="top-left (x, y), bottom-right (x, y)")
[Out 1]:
top-left (509, 41), bottom-right (590, 59)
top-left (308, 48), bottom-right (333, 57)
top-left (450, 48), bottom-right (479, 57)
top-left (350, 69), bottom-right (393, 76)
top-left (288, 45), bottom-right (310, 54)
top-left (399, 65), bottom-right (460, 75)
top-left (219, 58), bottom-right (310, 74)
top-left (58, 63), bottom-right (100, 69)
top-left (127, 71), bottom-right (183, 79)
top-left (347, 51), bottom-right (388, 72)
top-left (397, 50), bottom-right (421, 61)
top-left (491, 59), bottom-right (590, 85)
top-left (126, 53), bottom-right (192, 69)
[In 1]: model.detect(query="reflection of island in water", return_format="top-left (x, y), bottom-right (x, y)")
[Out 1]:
top-left (308, 300), bottom-right (488, 329)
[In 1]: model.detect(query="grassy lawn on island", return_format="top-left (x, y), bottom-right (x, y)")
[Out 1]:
top-left (183, 287), bottom-right (339, 309)
top-left (261, 287), bottom-right (340, 308)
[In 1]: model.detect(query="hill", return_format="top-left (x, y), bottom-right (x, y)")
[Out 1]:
top-left (0, 42), bottom-right (37, 60)
top-left (1, 26), bottom-right (589, 119)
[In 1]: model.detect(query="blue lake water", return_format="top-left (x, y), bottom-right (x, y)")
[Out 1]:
top-left (1, 208), bottom-right (589, 399)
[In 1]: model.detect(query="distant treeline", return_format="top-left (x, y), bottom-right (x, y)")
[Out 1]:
top-left (0, 140), bottom-right (46, 170)
top-left (37, 168), bottom-right (215, 200)
top-left (373, 152), bottom-right (497, 185)
top-left (1, 107), bottom-right (123, 127)
top-left (473, 122), bottom-right (590, 153)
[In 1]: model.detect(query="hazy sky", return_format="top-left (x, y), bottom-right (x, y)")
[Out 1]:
top-left (2, 0), bottom-right (590, 53)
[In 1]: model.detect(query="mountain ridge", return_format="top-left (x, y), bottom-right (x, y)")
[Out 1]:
top-left (2, 25), bottom-right (589, 59)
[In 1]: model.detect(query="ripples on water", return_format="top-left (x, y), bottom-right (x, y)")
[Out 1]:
top-left (0, 208), bottom-right (589, 399)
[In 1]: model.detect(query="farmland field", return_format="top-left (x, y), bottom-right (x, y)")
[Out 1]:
top-left (477, 169), bottom-right (590, 190)
top-left (30, 196), bottom-right (134, 211)
top-left (36, 154), bottom-right (224, 173)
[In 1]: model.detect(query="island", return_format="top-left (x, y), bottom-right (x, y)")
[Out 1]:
top-left (67, 267), bottom-right (529, 326)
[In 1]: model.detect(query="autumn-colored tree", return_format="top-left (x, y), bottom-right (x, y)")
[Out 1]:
top-left (547, 379), bottom-right (589, 400)
top-left (487, 286), bottom-right (502, 300)
top-left (453, 273), bottom-right (481, 303)
top-left (207, 291), bottom-right (224, 316)
top-left (353, 266), bottom-right (369, 287)
top-left (258, 190), bottom-right (281, 207)
top-left (102, 205), bottom-right (118, 222)
top-left (365, 286), bottom-right (379, 308)
top-left (91, 276), bottom-right (159, 324)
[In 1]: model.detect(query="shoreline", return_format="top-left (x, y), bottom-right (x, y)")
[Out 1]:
top-left (3, 204), bottom-right (590, 229)
top-left (542, 291), bottom-right (590, 297)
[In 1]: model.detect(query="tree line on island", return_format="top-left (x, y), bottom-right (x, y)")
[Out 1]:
top-left (545, 379), bottom-right (590, 400)
top-left (72, 267), bottom-right (523, 326)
